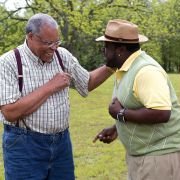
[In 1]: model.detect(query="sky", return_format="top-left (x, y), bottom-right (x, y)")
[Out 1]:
top-left (0, 0), bottom-right (28, 10)
top-left (0, 0), bottom-right (168, 11)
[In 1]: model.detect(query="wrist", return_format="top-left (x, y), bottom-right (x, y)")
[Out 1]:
top-left (105, 65), bottom-right (116, 73)
top-left (116, 108), bottom-right (127, 123)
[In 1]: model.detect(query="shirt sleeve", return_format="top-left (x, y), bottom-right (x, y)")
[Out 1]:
top-left (70, 56), bottom-right (90, 97)
top-left (133, 65), bottom-right (171, 110)
top-left (58, 47), bottom-right (90, 97)
top-left (0, 53), bottom-right (21, 106)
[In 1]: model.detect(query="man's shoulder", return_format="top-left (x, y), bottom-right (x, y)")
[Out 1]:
top-left (56, 46), bottom-right (70, 55)
top-left (0, 50), bottom-right (15, 66)
top-left (0, 44), bottom-right (24, 63)
top-left (56, 47), bottom-right (79, 64)
top-left (0, 49), bottom-right (13, 58)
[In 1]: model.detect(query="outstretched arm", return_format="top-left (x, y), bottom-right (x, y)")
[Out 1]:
top-left (88, 65), bottom-right (114, 91)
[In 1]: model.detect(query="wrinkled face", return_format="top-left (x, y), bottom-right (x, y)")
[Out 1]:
top-left (27, 25), bottom-right (61, 62)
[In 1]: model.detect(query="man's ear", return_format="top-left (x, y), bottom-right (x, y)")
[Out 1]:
top-left (27, 32), bottom-right (33, 40)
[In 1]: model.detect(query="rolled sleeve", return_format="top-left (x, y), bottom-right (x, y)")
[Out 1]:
top-left (57, 47), bottom-right (90, 97)
top-left (0, 53), bottom-right (21, 106)
top-left (70, 57), bottom-right (90, 97)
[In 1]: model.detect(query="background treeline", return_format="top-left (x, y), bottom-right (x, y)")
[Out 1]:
top-left (0, 0), bottom-right (179, 72)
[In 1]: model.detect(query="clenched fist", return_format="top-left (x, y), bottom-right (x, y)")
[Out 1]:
top-left (47, 72), bottom-right (71, 93)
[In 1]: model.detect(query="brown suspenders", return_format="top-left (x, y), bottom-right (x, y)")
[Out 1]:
top-left (14, 48), bottom-right (23, 92)
top-left (55, 50), bottom-right (65, 71)
top-left (13, 48), bottom-right (65, 129)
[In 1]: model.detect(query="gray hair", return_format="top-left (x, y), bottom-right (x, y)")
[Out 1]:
top-left (25, 13), bottom-right (58, 34)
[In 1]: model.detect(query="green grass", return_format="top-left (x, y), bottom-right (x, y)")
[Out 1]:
top-left (70, 77), bottom-right (126, 180)
top-left (0, 73), bottom-right (180, 180)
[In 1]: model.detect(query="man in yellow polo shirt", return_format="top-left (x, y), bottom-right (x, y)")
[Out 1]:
top-left (93, 19), bottom-right (180, 180)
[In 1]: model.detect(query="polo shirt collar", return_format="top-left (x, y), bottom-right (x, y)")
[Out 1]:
top-left (115, 49), bottom-right (142, 80)
top-left (120, 49), bottom-right (142, 71)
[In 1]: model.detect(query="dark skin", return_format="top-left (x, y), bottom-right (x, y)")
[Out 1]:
top-left (104, 42), bottom-right (128, 69)
top-left (0, 26), bottom-right (113, 122)
top-left (93, 41), bottom-right (171, 144)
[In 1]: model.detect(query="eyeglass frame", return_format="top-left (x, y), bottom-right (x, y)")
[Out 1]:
top-left (33, 34), bottom-right (61, 48)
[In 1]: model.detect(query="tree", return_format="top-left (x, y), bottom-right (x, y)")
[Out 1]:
top-left (0, 0), bottom-right (179, 72)
top-left (143, 0), bottom-right (180, 72)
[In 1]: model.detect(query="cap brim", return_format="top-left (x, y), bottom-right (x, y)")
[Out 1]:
top-left (96, 34), bottom-right (148, 43)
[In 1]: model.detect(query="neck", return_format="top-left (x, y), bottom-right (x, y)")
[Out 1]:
top-left (117, 52), bottom-right (132, 69)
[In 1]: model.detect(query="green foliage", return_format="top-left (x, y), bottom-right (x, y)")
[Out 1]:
top-left (0, 6), bottom-right (27, 53)
top-left (0, 0), bottom-right (180, 71)
top-left (143, 0), bottom-right (180, 72)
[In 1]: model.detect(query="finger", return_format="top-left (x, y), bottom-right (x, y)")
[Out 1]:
top-left (62, 75), bottom-right (70, 86)
top-left (64, 73), bottom-right (72, 79)
top-left (100, 139), bottom-right (111, 144)
top-left (111, 97), bottom-right (117, 104)
top-left (111, 101), bottom-right (115, 105)
top-left (93, 134), bottom-right (102, 143)
top-left (92, 136), bottom-right (98, 143)
top-left (112, 97), bottom-right (117, 101)
top-left (107, 136), bottom-right (110, 139)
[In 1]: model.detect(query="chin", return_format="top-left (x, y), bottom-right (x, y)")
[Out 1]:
top-left (41, 56), bottom-right (53, 63)
top-left (106, 63), bottom-right (117, 68)
top-left (44, 59), bottom-right (52, 63)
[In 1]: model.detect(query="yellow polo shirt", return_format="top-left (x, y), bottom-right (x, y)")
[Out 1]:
top-left (115, 50), bottom-right (171, 110)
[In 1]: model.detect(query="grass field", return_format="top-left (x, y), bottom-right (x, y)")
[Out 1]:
top-left (0, 73), bottom-right (179, 180)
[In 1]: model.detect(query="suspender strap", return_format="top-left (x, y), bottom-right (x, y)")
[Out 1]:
top-left (14, 49), bottom-right (64, 91)
top-left (13, 48), bottom-right (64, 130)
top-left (14, 48), bottom-right (23, 92)
top-left (55, 50), bottom-right (65, 71)
top-left (14, 48), bottom-right (30, 129)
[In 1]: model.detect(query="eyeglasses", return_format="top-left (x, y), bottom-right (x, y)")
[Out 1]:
top-left (34, 34), bottom-right (61, 48)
